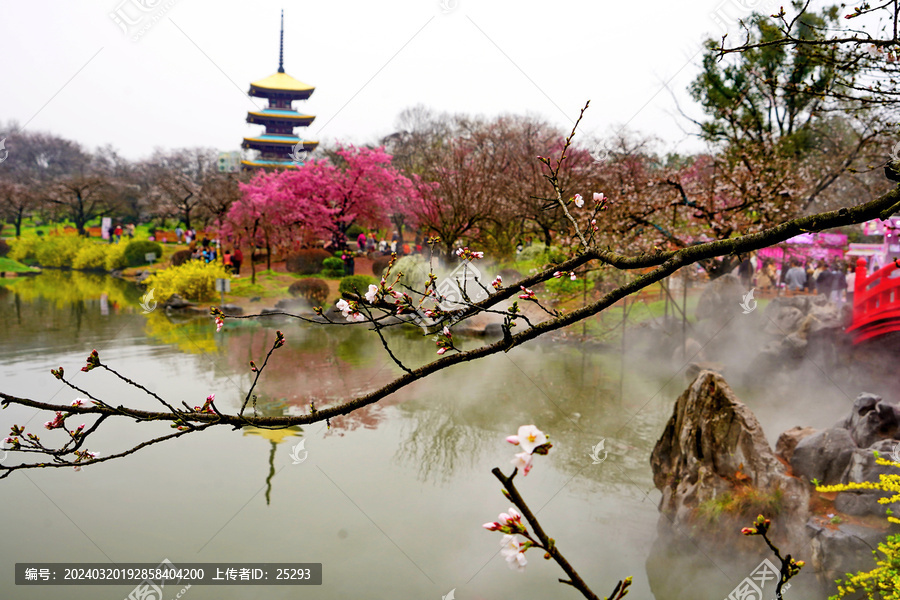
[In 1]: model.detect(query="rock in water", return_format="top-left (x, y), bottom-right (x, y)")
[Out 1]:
top-left (651, 370), bottom-right (809, 551)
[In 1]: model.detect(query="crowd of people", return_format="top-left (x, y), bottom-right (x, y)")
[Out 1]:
top-left (354, 231), bottom-right (424, 256)
top-left (103, 223), bottom-right (135, 243)
top-left (735, 254), bottom-right (856, 305)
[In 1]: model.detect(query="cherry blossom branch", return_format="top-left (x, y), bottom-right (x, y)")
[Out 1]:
top-left (540, 101), bottom-right (591, 251)
top-left (484, 426), bottom-right (631, 600)
top-left (492, 467), bottom-right (619, 600)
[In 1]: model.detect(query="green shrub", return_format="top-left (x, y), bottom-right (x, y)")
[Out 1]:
top-left (124, 240), bottom-right (164, 267)
top-left (345, 224), bottom-right (365, 240)
top-left (285, 249), bottom-right (332, 275)
top-left (144, 261), bottom-right (228, 303)
top-left (339, 275), bottom-right (375, 297)
top-left (288, 278), bottom-right (329, 306)
top-left (321, 257), bottom-right (345, 278)
top-left (104, 243), bottom-right (128, 271)
top-left (72, 243), bottom-right (111, 271)
top-left (517, 243), bottom-right (566, 265)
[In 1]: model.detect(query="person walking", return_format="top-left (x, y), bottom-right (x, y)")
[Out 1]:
top-left (231, 247), bottom-right (243, 276)
top-left (784, 260), bottom-right (807, 292)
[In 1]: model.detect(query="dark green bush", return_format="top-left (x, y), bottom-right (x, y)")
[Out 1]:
top-left (371, 255), bottom-right (392, 277)
top-left (339, 275), bottom-right (375, 297)
top-left (321, 257), bottom-right (345, 278)
top-left (0, 239), bottom-right (9, 257)
top-left (288, 278), bottom-right (330, 306)
top-left (124, 240), bottom-right (164, 267)
top-left (285, 249), bottom-right (332, 275)
top-left (345, 224), bottom-right (364, 240)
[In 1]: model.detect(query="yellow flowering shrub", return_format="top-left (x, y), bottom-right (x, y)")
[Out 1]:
top-left (72, 242), bottom-right (111, 270)
top-left (104, 243), bottom-right (128, 271)
top-left (829, 534), bottom-right (900, 600)
top-left (34, 235), bottom-right (87, 268)
top-left (8, 236), bottom-right (41, 263)
top-left (144, 260), bottom-right (228, 303)
top-left (816, 455), bottom-right (900, 525)
top-left (816, 454), bottom-right (900, 599)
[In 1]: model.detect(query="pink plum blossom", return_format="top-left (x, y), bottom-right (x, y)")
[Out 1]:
top-left (365, 284), bottom-right (379, 303)
top-left (511, 451), bottom-right (534, 475)
top-left (573, 194), bottom-right (584, 208)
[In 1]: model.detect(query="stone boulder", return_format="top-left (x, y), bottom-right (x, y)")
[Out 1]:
top-left (806, 520), bottom-right (888, 588)
top-left (694, 274), bottom-right (746, 322)
top-left (164, 294), bottom-right (194, 310)
top-left (763, 305), bottom-right (804, 336)
top-left (837, 393), bottom-right (900, 449)
top-left (776, 426), bottom-right (818, 465)
top-left (651, 371), bottom-right (809, 550)
top-left (790, 428), bottom-right (856, 485)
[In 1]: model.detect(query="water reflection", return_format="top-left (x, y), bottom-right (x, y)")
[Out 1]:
top-left (242, 396), bottom-right (303, 505)
top-left (0, 272), bottom-right (829, 600)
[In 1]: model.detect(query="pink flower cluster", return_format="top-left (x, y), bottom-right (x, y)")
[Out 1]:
top-left (518, 287), bottom-right (536, 300)
top-left (436, 326), bottom-right (452, 355)
top-left (491, 275), bottom-right (502, 290)
top-left (483, 508), bottom-right (529, 572)
top-left (553, 271), bottom-right (577, 281)
top-left (194, 394), bottom-right (216, 414)
top-left (336, 299), bottom-right (366, 322)
top-left (455, 247), bottom-right (485, 261)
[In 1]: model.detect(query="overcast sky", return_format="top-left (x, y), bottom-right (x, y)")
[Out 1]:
top-left (0, 0), bottom-right (808, 161)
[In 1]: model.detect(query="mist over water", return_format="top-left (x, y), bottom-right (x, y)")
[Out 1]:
top-left (0, 273), bottom-right (886, 599)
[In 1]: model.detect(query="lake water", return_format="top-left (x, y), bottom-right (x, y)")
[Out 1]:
top-left (0, 272), bottom-right (866, 599)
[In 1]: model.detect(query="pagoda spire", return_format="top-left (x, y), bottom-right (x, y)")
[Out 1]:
top-left (277, 10), bottom-right (285, 74)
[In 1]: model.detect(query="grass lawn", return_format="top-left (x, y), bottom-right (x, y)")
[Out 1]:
top-left (0, 257), bottom-right (40, 274)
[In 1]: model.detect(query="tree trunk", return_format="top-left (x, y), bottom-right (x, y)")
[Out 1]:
top-left (542, 225), bottom-right (553, 247)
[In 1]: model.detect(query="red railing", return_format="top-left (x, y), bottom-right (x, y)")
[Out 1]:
top-left (846, 257), bottom-right (900, 344)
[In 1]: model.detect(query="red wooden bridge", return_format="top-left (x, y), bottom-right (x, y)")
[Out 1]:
top-left (847, 257), bottom-right (900, 344)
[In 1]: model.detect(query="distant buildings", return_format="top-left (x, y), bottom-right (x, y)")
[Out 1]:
top-left (217, 151), bottom-right (241, 173)
top-left (240, 11), bottom-right (318, 170)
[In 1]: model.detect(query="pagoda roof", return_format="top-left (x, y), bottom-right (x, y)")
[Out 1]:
top-left (242, 134), bottom-right (319, 147)
top-left (248, 108), bottom-right (316, 120)
top-left (249, 72), bottom-right (314, 98)
top-left (241, 159), bottom-right (304, 169)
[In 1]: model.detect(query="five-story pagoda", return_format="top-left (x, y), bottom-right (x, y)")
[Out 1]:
top-left (241, 11), bottom-right (318, 170)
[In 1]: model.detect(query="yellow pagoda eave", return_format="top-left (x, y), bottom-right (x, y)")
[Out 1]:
top-left (249, 72), bottom-right (314, 93)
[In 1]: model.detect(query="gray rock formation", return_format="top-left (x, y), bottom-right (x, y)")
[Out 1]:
top-left (776, 426), bottom-right (817, 465)
top-left (837, 393), bottom-right (900, 448)
top-left (790, 428), bottom-right (856, 485)
top-left (651, 370), bottom-right (809, 550)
